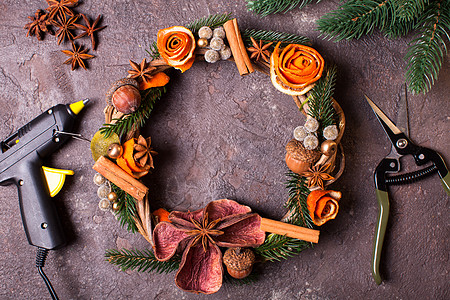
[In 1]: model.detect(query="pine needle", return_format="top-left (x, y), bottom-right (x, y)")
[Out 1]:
top-left (307, 64), bottom-right (338, 129)
top-left (100, 86), bottom-right (166, 139)
top-left (242, 28), bottom-right (311, 48)
top-left (105, 248), bottom-right (180, 274)
top-left (406, 0), bottom-right (450, 94)
top-left (255, 173), bottom-right (314, 261)
top-left (145, 41), bottom-right (160, 60)
top-left (111, 183), bottom-right (139, 233)
top-left (186, 13), bottom-right (232, 35)
top-left (317, 0), bottom-right (396, 41)
top-left (246, 0), bottom-right (319, 17)
top-left (395, 0), bottom-right (428, 21)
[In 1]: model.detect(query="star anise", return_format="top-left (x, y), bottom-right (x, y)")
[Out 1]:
top-left (74, 14), bottom-right (106, 50)
top-left (185, 212), bottom-right (224, 252)
top-left (128, 59), bottom-right (156, 83)
top-left (302, 163), bottom-right (335, 189)
top-left (46, 0), bottom-right (79, 19)
top-left (133, 135), bottom-right (157, 169)
top-left (24, 9), bottom-right (53, 40)
top-left (61, 42), bottom-right (94, 70)
top-left (52, 13), bottom-right (79, 45)
top-left (247, 37), bottom-right (273, 63)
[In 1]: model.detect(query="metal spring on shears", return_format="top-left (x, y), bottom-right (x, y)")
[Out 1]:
top-left (386, 165), bottom-right (437, 186)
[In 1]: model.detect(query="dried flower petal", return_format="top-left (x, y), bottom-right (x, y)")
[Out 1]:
top-left (152, 199), bottom-right (265, 294)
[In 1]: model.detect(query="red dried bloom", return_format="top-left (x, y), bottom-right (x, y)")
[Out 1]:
top-left (153, 199), bottom-right (265, 294)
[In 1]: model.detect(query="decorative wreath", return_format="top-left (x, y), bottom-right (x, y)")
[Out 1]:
top-left (90, 13), bottom-right (345, 295)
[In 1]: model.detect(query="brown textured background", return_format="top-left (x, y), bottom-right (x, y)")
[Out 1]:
top-left (0, 1), bottom-right (449, 299)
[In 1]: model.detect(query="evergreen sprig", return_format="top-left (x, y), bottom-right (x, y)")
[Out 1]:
top-left (255, 173), bottom-right (313, 261)
top-left (100, 86), bottom-right (166, 138)
top-left (146, 41), bottom-right (160, 60)
top-left (307, 64), bottom-right (338, 129)
top-left (242, 28), bottom-right (311, 49)
top-left (246, 0), bottom-right (320, 17)
top-left (317, 0), bottom-right (395, 41)
top-left (396, 0), bottom-right (428, 21)
top-left (317, 0), bottom-right (449, 94)
top-left (284, 172), bottom-right (314, 228)
top-left (105, 248), bottom-right (180, 274)
top-left (111, 183), bottom-right (138, 233)
top-left (406, 0), bottom-right (450, 94)
top-left (186, 13), bottom-right (232, 35)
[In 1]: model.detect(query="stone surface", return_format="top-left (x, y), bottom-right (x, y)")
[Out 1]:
top-left (0, 1), bottom-right (449, 299)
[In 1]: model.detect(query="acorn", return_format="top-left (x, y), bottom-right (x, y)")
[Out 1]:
top-left (285, 139), bottom-right (321, 174)
top-left (105, 78), bottom-right (141, 114)
top-left (223, 248), bottom-right (256, 279)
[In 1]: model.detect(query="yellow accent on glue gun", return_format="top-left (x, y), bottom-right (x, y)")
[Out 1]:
top-left (42, 166), bottom-right (74, 197)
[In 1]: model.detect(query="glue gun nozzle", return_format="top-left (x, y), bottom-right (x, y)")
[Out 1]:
top-left (69, 99), bottom-right (90, 115)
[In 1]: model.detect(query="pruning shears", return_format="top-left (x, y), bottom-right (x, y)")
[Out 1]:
top-left (365, 86), bottom-right (450, 285)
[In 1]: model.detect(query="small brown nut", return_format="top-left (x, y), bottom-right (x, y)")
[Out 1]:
top-left (223, 248), bottom-right (255, 279)
top-left (105, 78), bottom-right (141, 114)
top-left (285, 139), bottom-right (321, 174)
top-left (112, 85), bottom-right (141, 114)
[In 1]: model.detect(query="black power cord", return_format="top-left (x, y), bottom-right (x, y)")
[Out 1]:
top-left (36, 248), bottom-right (59, 300)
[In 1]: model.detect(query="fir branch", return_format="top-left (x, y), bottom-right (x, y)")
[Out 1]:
top-left (406, 0), bottom-right (450, 94)
top-left (384, 13), bottom-right (415, 38)
top-left (145, 41), bottom-right (160, 60)
top-left (246, 0), bottom-right (319, 17)
top-left (284, 172), bottom-right (314, 228)
top-left (242, 28), bottom-right (311, 49)
top-left (100, 86), bottom-right (166, 139)
top-left (395, 0), bottom-right (429, 21)
top-left (105, 248), bottom-right (180, 274)
top-left (307, 64), bottom-right (338, 129)
top-left (317, 0), bottom-right (396, 41)
top-left (186, 13), bottom-right (232, 35)
top-left (111, 183), bottom-right (139, 233)
top-left (255, 172), bottom-right (313, 261)
top-left (255, 233), bottom-right (311, 261)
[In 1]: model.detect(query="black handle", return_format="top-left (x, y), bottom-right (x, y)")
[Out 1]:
top-left (16, 153), bottom-right (66, 249)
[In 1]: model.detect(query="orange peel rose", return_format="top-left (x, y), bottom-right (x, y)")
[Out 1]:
top-left (270, 42), bottom-right (324, 95)
top-left (157, 26), bottom-right (196, 73)
top-left (306, 190), bottom-right (341, 226)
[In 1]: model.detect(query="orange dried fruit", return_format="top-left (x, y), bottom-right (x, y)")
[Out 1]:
top-left (157, 26), bottom-right (196, 73)
top-left (306, 190), bottom-right (341, 226)
top-left (139, 72), bottom-right (170, 90)
top-left (152, 208), bottom-right (171, 223)
top-left (270, 42), bottom-right (324, 96)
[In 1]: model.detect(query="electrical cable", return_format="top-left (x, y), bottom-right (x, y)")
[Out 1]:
top-left (36, 247), bottom-right (59, 300)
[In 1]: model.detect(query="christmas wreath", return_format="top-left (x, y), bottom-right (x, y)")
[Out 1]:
top-left (90, 13), bottom-right (345, 294)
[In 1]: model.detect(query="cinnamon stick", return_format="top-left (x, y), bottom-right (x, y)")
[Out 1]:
top-left (93, 156), bottom-right (148, 201)
top-left (260, 218), bottom-right (320, 243)
top-left (223, 19), bottom-right (254, 75)
top-left (233, 18), bottom-right (254, 74)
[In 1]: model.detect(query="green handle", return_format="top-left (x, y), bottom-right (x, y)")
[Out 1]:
top-left (372, 189), bottom-right (390, 285)
top-left (441, 173), bottom-right (450, 196)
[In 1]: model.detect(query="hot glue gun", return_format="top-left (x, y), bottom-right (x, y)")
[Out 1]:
top-left (0, 99), bottom-right (88, 299)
